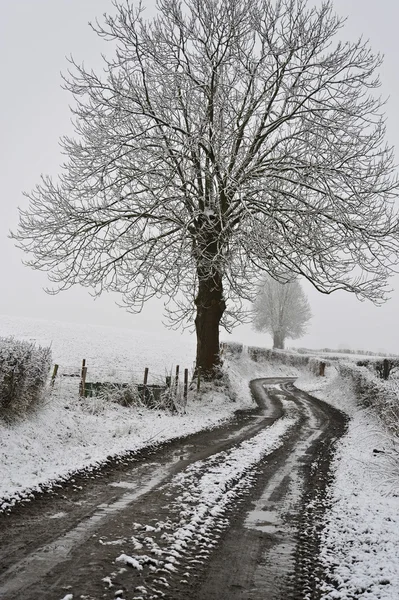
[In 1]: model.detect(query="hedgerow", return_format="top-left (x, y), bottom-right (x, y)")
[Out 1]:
top-left (221, 341), bottom-right (243, 357)
top-left (355, 358), bottom-right (399, 380)
top-left (0, 337), bottom-right (52, 419)
top-left (337, 362), bottom-right (399, 437)
top-left (247, 346), bottom-right (329, 375)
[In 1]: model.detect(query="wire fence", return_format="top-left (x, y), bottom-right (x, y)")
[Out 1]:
top-left (56, 361), bottom-right (195, 383)
top-left (50, 359), bottom-right (198, 404)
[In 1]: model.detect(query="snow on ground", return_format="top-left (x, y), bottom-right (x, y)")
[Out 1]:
top-left (296, 367), bottom-right (399, 599)
top-left (225, 347), bottom-right (298, 404)
top-left (0, 378), bottom-right (237, 511)
top-left (0, 313), bottom-right (197, 383)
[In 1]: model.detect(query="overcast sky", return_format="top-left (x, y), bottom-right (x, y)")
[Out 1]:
top-left (1, 0), bottom-right (399, 353)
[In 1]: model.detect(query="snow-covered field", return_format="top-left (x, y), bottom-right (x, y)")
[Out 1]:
top-left (0, 314), bottom-right (197, 383)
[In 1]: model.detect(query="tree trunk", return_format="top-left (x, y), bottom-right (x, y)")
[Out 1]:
top-left (273, 331), bottom-right (285, 349)
top-left (195, 272), bottom-right (226, 380)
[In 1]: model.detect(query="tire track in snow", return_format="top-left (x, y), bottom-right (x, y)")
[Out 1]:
top-left (110, 403), bottom-right (298, 599)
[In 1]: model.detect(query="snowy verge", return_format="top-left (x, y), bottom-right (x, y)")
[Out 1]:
top-left (0, 353), bottom-right (296, 513)
top-left (296, 366), bottom-right (399, 599)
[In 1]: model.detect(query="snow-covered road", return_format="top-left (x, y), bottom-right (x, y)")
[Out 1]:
top-left (0, 378), bottom-right (346, 600)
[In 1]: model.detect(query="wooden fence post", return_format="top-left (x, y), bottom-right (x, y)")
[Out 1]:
top-left (51, 364), bottom-right (59, 387)
top-left (80, 366), bottom-right (87, 397)
top-left (184, 368), bottom-right (188, 401)
top-left (319, 361), bottom-right (326, 377)
top-left (175, 365), bottom-right (180, 392)
top-left (79, 359), bottom-right (87, 397)
top-left (143, 367), bottom-right (149, 404)
top-left (383, 358), bottom-right (390, 380)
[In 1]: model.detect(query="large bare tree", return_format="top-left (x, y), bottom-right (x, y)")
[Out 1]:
top-left (13, 0), bottom-right (399, 378)
top-left (253, 276), bottom-right (312, 349)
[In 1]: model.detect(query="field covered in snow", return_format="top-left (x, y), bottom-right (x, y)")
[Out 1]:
top-left (0, 314), bottom-right (197, 384)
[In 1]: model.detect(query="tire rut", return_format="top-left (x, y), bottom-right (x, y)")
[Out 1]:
top-left (287, 387), bottom-right (348, 600)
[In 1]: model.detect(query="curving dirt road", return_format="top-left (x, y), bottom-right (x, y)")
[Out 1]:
top-left (0, 378), bottom-right (346, 600)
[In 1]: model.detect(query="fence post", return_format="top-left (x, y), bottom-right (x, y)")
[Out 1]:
top-left (319, 361), bottom-right (326, 377)
top-left (184, 368), bottom-right (188, 401)
top-left (383, 358), bottom-right (390, 380)
top-left (51, 364), bottom-right (59, 387)
top-left (80, 366), bottom-right (87, 397)
top-left (143, 367), bottom-right (149, 404)
top-left (197, 366), bottom-right (201, 392)
top-left (79, 359), bottom-right (86, 397)
top-left (175, 365), bottom-right (180, 392)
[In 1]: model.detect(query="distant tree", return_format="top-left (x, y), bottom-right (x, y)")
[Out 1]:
top-left (253, 277), bottom-right (311, 349)
top-left (12, 0), bottom-right (399, 379)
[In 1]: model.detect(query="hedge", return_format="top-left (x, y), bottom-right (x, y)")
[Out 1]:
top-left (0, 337), bottom-right (52, 419)
top-left (336, 362), bottom-right (399, 436)
top-left (221, 342), bottom-right (243, 357)
top-left (355, 358), bottom-right (399, 380)
top-left (247, 346), bottom-right (329, 375)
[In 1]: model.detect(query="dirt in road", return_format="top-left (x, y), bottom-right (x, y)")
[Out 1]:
top-left (0, 378), bottom-right (346, 600)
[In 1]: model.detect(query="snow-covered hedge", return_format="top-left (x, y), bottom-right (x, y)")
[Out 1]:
top-left (0, 337), bottom-right (52, 419)
top-left (355, 357), bottom-right (399, 380)
top-left (247, 346), bottom-right (329, 375)
top-left (221, 341), bottom-right (243, 356)
top-left (338, 362), bottom-right (399, 437)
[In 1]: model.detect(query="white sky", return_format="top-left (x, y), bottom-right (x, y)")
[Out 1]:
top-left (1, 0), bottom-right (399, 353)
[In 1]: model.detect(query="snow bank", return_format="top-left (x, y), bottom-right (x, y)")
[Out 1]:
top-left (296, 366), bottom-right (399, 599)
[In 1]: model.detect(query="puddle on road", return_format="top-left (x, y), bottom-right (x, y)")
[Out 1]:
top-left (247, 506), bottom-right (282, 534)
top-left (109, 481), bottom-right (140, 490)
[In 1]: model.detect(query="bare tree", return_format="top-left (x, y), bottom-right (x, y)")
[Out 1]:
top-left (253, 276), bottom-right (311, 349)
top-left (12, 0), bottom-right (399, 379)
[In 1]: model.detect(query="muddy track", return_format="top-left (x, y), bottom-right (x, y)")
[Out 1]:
top-left (191, 381), bottom-right (347, 600)
top-left (0, 378), bottom-right (346, 599)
